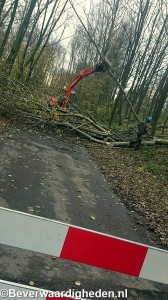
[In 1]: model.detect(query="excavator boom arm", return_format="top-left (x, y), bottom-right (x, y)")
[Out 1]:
top-left (61, 60), bottom-right (109, 108)
top-left (62, 67), bottom-right (96, 108)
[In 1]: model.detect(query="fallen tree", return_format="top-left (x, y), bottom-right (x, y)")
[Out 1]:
top-left (0, 75), bottom-right (167, 146)
top-left (109, 139), bottom-right (168, 147)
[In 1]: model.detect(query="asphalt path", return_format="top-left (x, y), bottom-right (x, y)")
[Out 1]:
top-left (0, 128), bottom-right (168, 299)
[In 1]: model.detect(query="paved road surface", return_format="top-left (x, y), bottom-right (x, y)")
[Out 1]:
top-left (0, 129), bottom-right (167, 299)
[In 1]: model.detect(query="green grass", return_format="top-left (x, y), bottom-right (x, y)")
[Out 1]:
top-left (143, 160), bottom-right (158, 173)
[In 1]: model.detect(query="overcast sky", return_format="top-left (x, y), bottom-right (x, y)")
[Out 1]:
top-left (57, 0), bottom-right (98, 47)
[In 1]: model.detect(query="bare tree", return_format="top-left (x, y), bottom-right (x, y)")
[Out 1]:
top-left (150, 66), bottom-right (168, 134)
top-left (25, 0), bottom-right (68, 80)
top-left (0, 0), bottom-right (6, 19)
top-left (5, 0), bottom-right (38, 74)
top-left (0, 0), bottom-right (19, 58)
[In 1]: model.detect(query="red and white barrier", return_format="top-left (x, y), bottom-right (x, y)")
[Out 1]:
top-left (0, 207), bottom-right (168, 284)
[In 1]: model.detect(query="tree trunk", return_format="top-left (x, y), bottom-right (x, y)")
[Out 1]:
top-left (111, 139), bottom-right (168, 147)
top-left (162, 115), bottom-right (168, 135)
top-left (151, 67), bottom-right (168, 135)
top-left (0, 0), bottom-right (6, 18)
top-left (0, 0), bottom-right (19, 58)
top-left (5, 0), bottom-right (37, 75)
top-left (26, 0), bottom-right (68, 80)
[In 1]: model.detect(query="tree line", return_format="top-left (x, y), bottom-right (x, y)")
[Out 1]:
top-left (0, 0), bottom-right (167, 135)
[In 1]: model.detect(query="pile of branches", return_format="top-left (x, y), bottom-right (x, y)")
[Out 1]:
top-left (0, 84), bottom-right (124, 144)
top-left (0, 76), bottom-right (167, 146)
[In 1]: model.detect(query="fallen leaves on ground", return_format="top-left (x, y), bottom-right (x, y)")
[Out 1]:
top-left (0, 117), bottom-right (11, 133)
top-left (85, 143), bottom-right (168, 249)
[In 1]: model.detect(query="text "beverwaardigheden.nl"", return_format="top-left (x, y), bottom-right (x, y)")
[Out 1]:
top-left (0, 288), bottom-right (128, 298)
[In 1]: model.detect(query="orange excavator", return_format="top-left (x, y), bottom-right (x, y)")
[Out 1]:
top-left (49, 60), bottom-right (109, 109)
